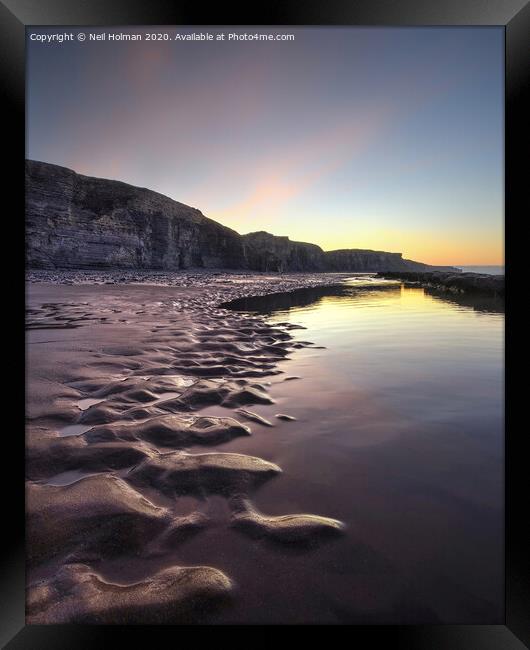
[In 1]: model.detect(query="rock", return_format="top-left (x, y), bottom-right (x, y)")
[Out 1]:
top-left (324, 250), bottom-right (457, 273)
top-left (26, 160), bottom-right (245, 270)
top-left (378, 271), bottom-right (504, 297)
top-left (242, 231), bottom-right (325, 272)
top-left (241, 231), bottom-right (458, 273)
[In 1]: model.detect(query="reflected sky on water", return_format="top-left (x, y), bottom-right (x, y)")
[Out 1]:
top-left (212, 280), bottom-right (504, 623)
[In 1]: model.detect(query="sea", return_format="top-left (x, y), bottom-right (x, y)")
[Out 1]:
top-left (455, 265), bottom-right (504, 275)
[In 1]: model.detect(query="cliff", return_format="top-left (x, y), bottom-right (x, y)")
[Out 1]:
top-left (242, 231), bottom-right (326, 272)
top-left (323, 249), bottom-right (452, 272)
top-left (26, 160), bottom-right (245, 270)
top-left (240, 233), bottom-right (455, 273)
top-left (26, 160), bottom-right (460, 274)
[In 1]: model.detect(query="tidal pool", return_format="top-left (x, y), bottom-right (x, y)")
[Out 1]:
top-left (203, 279), bottom-right (504, 624)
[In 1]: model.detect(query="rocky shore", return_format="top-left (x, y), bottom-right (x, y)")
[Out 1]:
top-left (377, 271), bottom-right (504, 297)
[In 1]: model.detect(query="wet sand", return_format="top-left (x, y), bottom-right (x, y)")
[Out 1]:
top-left (26, 270), bottom-right (353, 624)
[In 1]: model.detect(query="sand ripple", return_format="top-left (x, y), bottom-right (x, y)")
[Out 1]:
top-left (231, 498), bottom-right (345, 545)
top-left (128, 451), bottom-right (281, 496)
top-left (26, 270), bottom-right (347, 622)
top-left (27, 563), bottom-right (233, 624)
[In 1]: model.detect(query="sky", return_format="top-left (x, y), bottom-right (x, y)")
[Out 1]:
top-left (26, 27), bottom-right (504, 265)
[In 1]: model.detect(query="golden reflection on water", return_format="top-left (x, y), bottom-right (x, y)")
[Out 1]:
top-left (318, 284), bottom-right (437, 313)
top-left (260, 280), bottom-right (503, 424)
top-left (272, 283), bottom-right (503, 332)
top-left (316, 284), bottom-right (484, 313)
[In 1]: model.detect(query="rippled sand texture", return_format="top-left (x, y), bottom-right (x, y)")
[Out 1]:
top-left (26, 271), bottom-right (349, 624)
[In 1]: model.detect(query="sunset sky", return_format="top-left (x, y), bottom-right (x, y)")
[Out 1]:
top-left (26, 27), bottom-right (504, 265)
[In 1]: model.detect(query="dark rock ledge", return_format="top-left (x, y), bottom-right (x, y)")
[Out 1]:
top-left (377, 271), bottom-right (504, 297)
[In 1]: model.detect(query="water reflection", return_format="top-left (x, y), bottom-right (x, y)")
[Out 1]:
top-left (226, 280), bottom-right (504, 316)
top-left (422, 286), bottom-right (504, 314)
top-left (219, 278), bottom-right (504, 624)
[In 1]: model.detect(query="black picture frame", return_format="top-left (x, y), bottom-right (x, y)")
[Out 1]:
top-left (2, 0), bottom-right (527, 646)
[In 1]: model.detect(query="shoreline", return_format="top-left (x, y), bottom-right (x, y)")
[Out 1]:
top-left (26, 268), bottom-right (356, 294)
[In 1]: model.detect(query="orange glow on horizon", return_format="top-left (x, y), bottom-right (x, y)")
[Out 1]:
top-left (214, 220), bottom-right (504, 267)
top-left (317, 236), bottom-right (504, 267)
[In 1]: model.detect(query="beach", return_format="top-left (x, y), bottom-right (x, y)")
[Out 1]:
top-left (26, 270), bottom-right (354, 623)
top-left (26, 270), bottom-right (504, 624)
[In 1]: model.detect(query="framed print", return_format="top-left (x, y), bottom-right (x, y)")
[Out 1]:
top-left (1, 0), bottom-right (528, 646)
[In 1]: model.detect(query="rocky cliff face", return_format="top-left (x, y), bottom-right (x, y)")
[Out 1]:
top-left (26, 160), bottom-right (459, 273)
top-left (324, 249), bottom-right (434, 272)
top-left (242, 231), bottom-right (326, 272)
top-left (241, 234), bottom-right (456, 273)
top-left (26, 160), bottom-right (245, 270)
